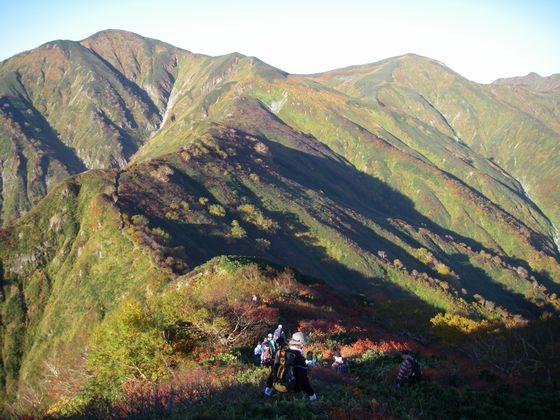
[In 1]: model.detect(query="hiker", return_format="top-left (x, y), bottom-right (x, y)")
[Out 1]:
top-left (253, 342), bottom-right (263, 366)
top-left (276, 335), bottom-right (286, 349)
top-left (273, 324), bottom-right (286, 343)
top-left (305, 351), bottom-right (318, 368)
top-left (331, 351), bottom-right (349, 374)
top-left (396, 350), bottom-right (422, 387)
top-left (260, 337), bottom-right (274, 366)
top-left (267, 333), bottom-right (276, 354)
top-left (264, 332), bottom-right (317, 401)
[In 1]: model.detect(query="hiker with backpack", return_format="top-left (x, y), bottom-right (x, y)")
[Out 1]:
top-left (264, 332), bottom-right (317, 401)
top-left (260, 337), bottom-right (274, 366)
top-left (396, 350), bottom-right (422, 387)
top-left (273, 324), bottom-right (286, 343)
top-left (267, 333), bottom-right (276, 353)
top-left (253, 342), bottom-right (263, 366)
top-left (331, 350), bottom-right (349, 374)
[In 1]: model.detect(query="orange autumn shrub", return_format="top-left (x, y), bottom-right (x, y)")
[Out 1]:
top-left (297, 319), bottom-right (346, 335)
top-left (341, 339), bottom-right (408, 358)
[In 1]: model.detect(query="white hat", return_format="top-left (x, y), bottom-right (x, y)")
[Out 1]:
top-left (289, 332), bottom-right (308, 347)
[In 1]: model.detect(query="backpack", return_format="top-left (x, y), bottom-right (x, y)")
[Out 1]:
top-left (261, 343), bottom-right (273, 365)
top-left (272, 348), bottom-right (297, 393)
top-left (409, 358), bottom-right (422, 384)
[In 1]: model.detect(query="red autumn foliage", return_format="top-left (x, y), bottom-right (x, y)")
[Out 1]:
top-left (341, 339), bottom-right (409, 358)
top-left (297, 319), bottom-right (347, 335)
top-left (115, 366), bottom-right (231, 416)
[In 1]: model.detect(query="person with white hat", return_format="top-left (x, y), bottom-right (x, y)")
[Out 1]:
top-left (264, 332), bottom-right (317, 401)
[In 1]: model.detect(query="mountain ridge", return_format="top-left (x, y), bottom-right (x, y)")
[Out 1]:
top-left (1, 29), bottom-right (559, 411)
top-left (493, 71), bottom-right (560, 91)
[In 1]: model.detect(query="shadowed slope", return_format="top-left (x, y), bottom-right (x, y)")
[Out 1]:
top-left (310, 55), bottom-right (560, 240)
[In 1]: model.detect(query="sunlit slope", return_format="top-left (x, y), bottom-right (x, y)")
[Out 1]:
top-left (0, 170), bottom-right (166, 393)
top-left (0, 30), bottom-right (191, 224)
top-left (311, 55), bottom-right (560, 238)
top-left (493, 72), bottom-right (560, 92)
top-left (133, 51), bottom-right (559, 279)
top-left (1, 122), bottom-right (559, 399)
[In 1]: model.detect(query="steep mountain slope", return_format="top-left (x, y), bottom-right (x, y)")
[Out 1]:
top-left (0, 30), bottom-right (559, 409)
top-left (0, 30), bottom-right (191, 224)
top-left (0, 170), bottom-right (167, 395)
top-left (2, 123), bottom-right (559, 402)
top-left (80, 29), bottom-right (191, 113)
top-left (132, 50), bottom-right (559, 276)
top-left (310, 55), bottom-right (560, 243)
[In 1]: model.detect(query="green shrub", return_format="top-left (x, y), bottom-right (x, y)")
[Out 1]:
top-left (237, 204), bottom-right (276, 231)
top-left (87, 299), bottom-right (175, 399)
top-left (435, 263), bottom-right (452, 276)
top-left (208, 204), bottom-right (226, 217)
top-left (229, 220), bottom-right (247, 239)
top-left (151, 227), bottom-right (171, 242)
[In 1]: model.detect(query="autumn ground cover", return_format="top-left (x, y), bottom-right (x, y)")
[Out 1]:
top-left (29, 257), bottom-right (558, 419)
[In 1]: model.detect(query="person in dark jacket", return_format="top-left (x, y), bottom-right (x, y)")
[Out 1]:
top-left (396, 350), bottom-right (421, 387)
top-left (264, 332), bottom-right (317, 401)
top-left (273, 324), bottom-right (286, 343)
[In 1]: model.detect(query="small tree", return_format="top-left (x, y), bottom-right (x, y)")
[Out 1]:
top-left (229, 220), bottom-right (247, 239)
top-left (208, 204), bottom-right (226, 217)
top-left (131, 215), bottom-right (149, 228)
top-left (87, 299), bottom-right (175, 399)
top-left (435, 263), bottom-right (452, 277)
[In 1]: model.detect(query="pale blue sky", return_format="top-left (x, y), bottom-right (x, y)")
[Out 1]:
top-left (1, 0), bottom-right (558, 82)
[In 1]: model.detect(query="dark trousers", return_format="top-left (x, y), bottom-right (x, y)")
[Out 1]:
top-left (266, 366), bottom-right (314, 396)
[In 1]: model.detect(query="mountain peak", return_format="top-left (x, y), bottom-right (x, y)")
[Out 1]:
top-left (80, 28), bottom-right (189, 55)
top-left (82, 28), bottom-right (146, 42)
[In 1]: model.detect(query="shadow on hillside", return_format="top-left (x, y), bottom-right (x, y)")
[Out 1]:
top-left (84, 49), bottom-right (164, 160)
top-left (1, 94), bottom-right (87, 174)
top-left (87, 48), bottom-right (162, 118)
top-left (451, 254), bottom-right (555, 317)
top-left (119, 126), bottom-right (556, 320)
top-left (257, 136), bottom-right (551, 317)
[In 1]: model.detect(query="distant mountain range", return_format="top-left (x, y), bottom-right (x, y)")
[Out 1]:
top-left (493, 72), bottom-right (560, 92)
top-left (0, 30), bottom-right (559, 408)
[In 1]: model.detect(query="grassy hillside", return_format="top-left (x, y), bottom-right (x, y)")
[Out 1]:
top-left (493, 72), bottom-right (560, 92)
top-left (311, 55), bottom-right (560, 239)
top-left (11, 256), bottom-right (560, 418)
top-left (0, 170), bottom-right (167, 399)
top-left (0, 30), bottom-right (191, 224)
top-left (2, 125), bottom-right (558, 411)
top-left (0, 30), bottom-right (559, 415)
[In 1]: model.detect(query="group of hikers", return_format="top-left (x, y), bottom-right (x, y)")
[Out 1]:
top-left (253, 324), bottom-right (422, 401)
